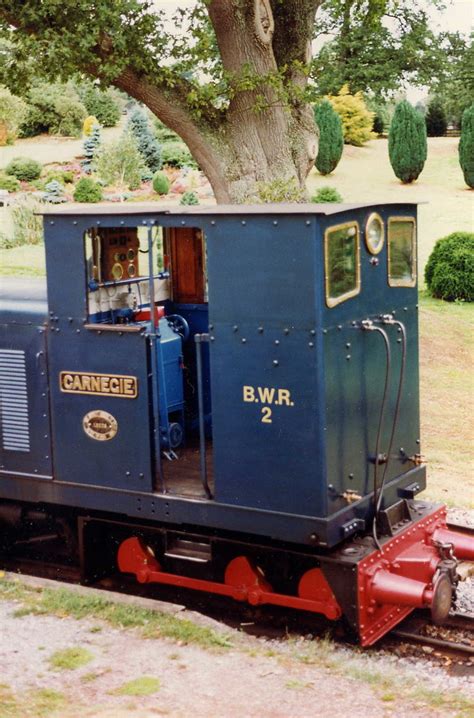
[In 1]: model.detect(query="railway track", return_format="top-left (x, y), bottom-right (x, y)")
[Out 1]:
top-left (390, 611), bottom-right (474, 661)
top-left (1, 526), bottom-right (473, 665)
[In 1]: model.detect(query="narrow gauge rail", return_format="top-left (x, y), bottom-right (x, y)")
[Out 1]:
top-left (2, 539), bottom-right (473, 667)
top-left (391, 612), bottom-right (474, 660)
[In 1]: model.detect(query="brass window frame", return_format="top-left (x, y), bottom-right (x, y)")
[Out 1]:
top-left (364, 212), bottom-right (385, 255)
top-left (324, 220), bottom-right (361, 308)
top-left (387, 216), bottom-right (417, 288)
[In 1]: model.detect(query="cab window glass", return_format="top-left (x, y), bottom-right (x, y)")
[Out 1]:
top-left (388, 218), bottom-right (416, 287)
top-left (325, 222), bottom-right (360, 307)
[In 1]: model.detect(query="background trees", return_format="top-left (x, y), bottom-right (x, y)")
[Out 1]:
top-left (311, 0), bottom-right (448, 99)
top-left (0, 0), bottom-right (322, 203)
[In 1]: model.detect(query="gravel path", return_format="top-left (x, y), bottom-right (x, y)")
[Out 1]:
top-left (0, 590), bottom-right (472, 718)
top-left (0, 125), bottom-right (123, 170)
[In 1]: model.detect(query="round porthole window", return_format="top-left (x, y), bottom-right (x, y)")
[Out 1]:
top-left (365, 213), bottom-right (385, 255)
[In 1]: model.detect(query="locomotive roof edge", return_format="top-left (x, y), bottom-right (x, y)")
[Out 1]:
top-left (38, 200), bottom-right (425, 217)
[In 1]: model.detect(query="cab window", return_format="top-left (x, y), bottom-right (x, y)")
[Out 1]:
top-left (388, 217), bottom-right (416, 287)
top-left (324, 221), bottom-right (360, 307)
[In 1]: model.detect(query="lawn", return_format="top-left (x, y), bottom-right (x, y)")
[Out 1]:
top-left (307, 136), bottom-right (472, 276)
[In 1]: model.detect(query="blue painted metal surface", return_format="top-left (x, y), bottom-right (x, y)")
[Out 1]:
top-left (0, 203), bottom-right (424, 547)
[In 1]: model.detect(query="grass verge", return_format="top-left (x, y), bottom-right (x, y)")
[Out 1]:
top-left (112, 676), bottom-right (161, 696)
top-left (48, 647), bottom-right (94, 670)
top-left (0, 578), bottom-right (232, 650)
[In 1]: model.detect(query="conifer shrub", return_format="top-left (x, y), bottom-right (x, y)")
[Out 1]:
top-left (311, 187), bottom-right (343, 203)
top-left (424, 232), bottom-right (474, 302)
top-left (0, 174), bottom-right (20, 192)
top-left (327, 85), bottom-right (375, 146)
top-left (127, 108), bottom-right (162, 173)
top-left (73, 178), bottom-right (103, 203)
top-left (152, 171), bottom-right (170, 195)
top-left (425, 99), bottom-right (447, 137)
top-left (180, 191), bottom-right (199, 205)
top-left (459, 103), bottom-right (474, 189)
top-left (81, 124), bottom-right (102, 174)
top-left (388, 101), bottom-right (427, 184)
top-left (5, 157), bottom-right (42, 182)
top-left (83, 115), bottom-right (99, 136)
top-left (313, 100), bottom-right (344, 175)
top-left (43, 180), bottom-right (67, 204)
top-left (372, 113), bottom-right (385, 135)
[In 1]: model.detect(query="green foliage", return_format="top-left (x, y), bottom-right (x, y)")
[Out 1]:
top-left (78, 84), bottom-right (121, 127)
top-left (327, 86), bottom-right (375, 147)
top-left (427, 33), bottom-right (474, 127)
top-left (425, 99), bottom-right (447, 137)
top-left (311, 186), bottom-right (343, 203)
top-left (313, 100), bottom-right (343, 175)
top-left (5, 157), bottom-right (42, 181)
top-left (20, 82), bottom-right (86, 137)
top-left (73, 177), bottom-right (103, 203)
top-left (311, 1), bottom-right (445, 100)
top-left (161, 141), bottom-right (196, 168)
top-left (459, 103), bottom-right (474, 189)
top-left (424, 232), bottom-right (474, 302)
top-left (372, 113), bottom-right (385, 135)
top-left (96, 132), bottom-right (145, 192)
top-left (1, 196), bottom-right (44, 248)
top-left (43, 169), bottom-right (75, 185)
top-left (257, 177), bottom-right (304, 203)
top-left (0, 86), bottom-right (27, 144)
top-left (389, 101), bottom-right (427, 184)
top-left (180, 190), bottom-right (199, 205)
top-left (152, 171), bottom-right (170, 195)
top-left (127, 107), bottom-right (162, 173)
top-left (0, 173), bottom-right (20, 191)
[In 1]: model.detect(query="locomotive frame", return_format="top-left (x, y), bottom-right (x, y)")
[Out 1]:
top-left (0, 202), bottom-right (472, 645)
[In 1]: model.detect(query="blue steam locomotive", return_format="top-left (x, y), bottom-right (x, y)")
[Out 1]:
top-left (1, 202), bottom-right (472, 645)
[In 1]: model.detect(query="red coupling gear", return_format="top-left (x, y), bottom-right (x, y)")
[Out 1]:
top-left (431, 527), bottom-right (474, 561)
top-left (359, 506), bottom-right (474, 646)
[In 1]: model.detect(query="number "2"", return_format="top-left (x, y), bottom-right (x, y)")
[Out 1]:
top-left (261, 406), bottom-right (272, 423)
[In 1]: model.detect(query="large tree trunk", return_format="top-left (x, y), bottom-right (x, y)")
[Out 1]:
top-left (116, 1), bottom-right (319, 203)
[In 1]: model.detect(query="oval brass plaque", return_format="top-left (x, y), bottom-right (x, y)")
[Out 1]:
top-left (83, 410), bottom-right (118, 442)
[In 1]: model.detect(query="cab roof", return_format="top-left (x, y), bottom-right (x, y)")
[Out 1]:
top-left (39, 201), bottom-right (422, 217)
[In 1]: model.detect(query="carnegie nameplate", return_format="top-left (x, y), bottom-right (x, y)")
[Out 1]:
top-left (60, 371), bottom-right (138, 399)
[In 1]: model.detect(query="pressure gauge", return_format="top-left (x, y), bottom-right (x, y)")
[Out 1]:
top-left (111, 262), bottom-right (123, 280)
top-left (127, 264), bottom-right (136, 278)
top-left (365, 213), bottom-right (384, 255)
top-left (127, 249), bottom-right (135, 261)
